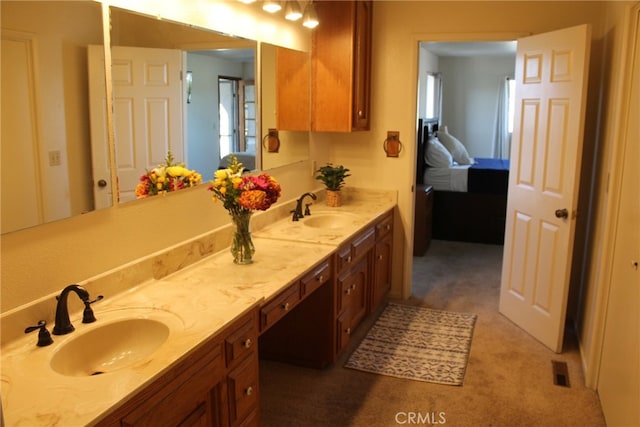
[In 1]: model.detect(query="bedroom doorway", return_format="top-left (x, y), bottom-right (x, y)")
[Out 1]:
top-left (414, 25), bottom-right (592, 354)
top-left (414, 35), bottom-right (517, 252)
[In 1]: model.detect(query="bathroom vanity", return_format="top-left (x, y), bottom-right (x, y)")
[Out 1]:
top-left (1, 189), bottom-right (396, 426)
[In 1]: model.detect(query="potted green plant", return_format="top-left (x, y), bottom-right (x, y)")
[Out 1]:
top-left (315, 163), bottom-right (351, 207)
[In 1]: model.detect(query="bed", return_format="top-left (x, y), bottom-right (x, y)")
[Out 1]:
top-left (415, 118), bottom-right (509, 245)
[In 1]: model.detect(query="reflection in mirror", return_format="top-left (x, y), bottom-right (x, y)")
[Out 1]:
top-left (260, 43), bottom-right (310, 171)
top-left (1, 1), bottom-right (107, 234)
top-left (107, 7), bottom-right (257, 203)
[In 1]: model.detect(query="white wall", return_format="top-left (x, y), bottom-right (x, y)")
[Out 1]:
top-left (439, 55), bottom-right (515, 158)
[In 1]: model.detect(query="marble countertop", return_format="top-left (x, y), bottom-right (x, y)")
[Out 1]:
top-left (1, 188), bottom-right (396, 426)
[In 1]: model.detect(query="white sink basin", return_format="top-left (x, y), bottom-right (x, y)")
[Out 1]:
top-left (50, 318), bottom-right (170, 377)
top-left (302, 212), bottom-right (359, 229)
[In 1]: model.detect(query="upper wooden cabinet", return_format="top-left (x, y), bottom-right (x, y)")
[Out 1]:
top-left (311, 0), bottom-right (373, 132)
top-left (276, 46), bottom-right (310, 131)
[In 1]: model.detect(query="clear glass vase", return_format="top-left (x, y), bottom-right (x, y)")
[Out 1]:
top-left (230, 211), bottom-right (255, 265)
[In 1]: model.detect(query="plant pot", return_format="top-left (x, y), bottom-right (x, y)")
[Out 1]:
top-left (325, 190), bottom-right (342, 207)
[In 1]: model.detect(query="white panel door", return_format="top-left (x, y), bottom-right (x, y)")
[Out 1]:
top-left (111, 46), bottom-right (183, 202)
top-left (1, 32), bottom-right (43, 232)
top-left (499, 25), bottom-right (591, 352)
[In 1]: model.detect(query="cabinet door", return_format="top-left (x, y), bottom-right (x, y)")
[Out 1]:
top-left (352, 0), bottom-right (372, 130)
top-left (311, 0), bottom-right (372, 132)
top-left (372, 233), bottom-right (392, 310)
top-left (118, 345), bottom-right (226, 427)
top-left (337, 258), bottom-right (368, 328)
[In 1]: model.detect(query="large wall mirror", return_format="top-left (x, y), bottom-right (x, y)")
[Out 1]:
top-left (1, 1), bottom-right (107, 234)
top-left (107, 7), bottom-right (258, 203)
top-left (0, 2), bottom-right (312, 235)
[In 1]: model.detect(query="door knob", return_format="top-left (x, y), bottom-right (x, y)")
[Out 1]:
top-left (555, 208), bottom-right (569, 219)
top-left (97, 179), bottom-right (107, 188)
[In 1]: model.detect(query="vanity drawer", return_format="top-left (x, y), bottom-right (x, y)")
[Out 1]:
top-left (351, 226), bottom-right (376, 260)
top-left (337, 226), bottom-right (375, 272)
top-left (225, 313), bottom-right (257, 369)
top-left (227, 353), bottom-right (259, 426)
top-left (259, 283), bottom-right (300, 332)
top-left (375, 211), bottom-right (393, 239)
top-left (300, 259), bottom-right (331, 296)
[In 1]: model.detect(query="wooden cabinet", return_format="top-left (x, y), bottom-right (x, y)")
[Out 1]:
top-left (97, 310), bottom-right (259, 427)
top-left (276, 46), bottom-right (310, 131)
top-left (372, 214), bottom-right (393, 310)
top-left (335, 210), bottom-right (393, 353)
top-left (311, 0), bottom-right (372, 132)
top-left (336, 257), bottom-right (368, 353)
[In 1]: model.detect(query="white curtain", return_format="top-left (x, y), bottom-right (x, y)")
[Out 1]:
top-left (492, 77), bottom-right (512, 159)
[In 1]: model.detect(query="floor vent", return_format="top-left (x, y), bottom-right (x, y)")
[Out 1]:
top-left (551, 360), bottom-right (570, 387)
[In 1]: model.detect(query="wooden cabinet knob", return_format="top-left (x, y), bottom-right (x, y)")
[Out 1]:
top-left (282, 302), bottom-right (290, 311)
top-left (243, 338), bottom-right (252, 348)
top-left (245, 386), bottom-right (253, 396)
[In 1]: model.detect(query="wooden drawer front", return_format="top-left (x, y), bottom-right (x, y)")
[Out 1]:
top-left (351, 227), bottom-right (375, 260)
top-left (225, 315), bottom-right (257, 369)
top-left (337, 244), bottom-right (353, 272)
top-left (227, 355), bottom-right (259, 426)
top-left (260, 283), bottom-right (300, 332)
top-left (300, 259), bottom-right (331, 296)
top-left (375, 212), bottom-right (393, 239)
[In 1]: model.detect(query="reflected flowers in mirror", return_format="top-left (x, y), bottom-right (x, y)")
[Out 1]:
top-left (135, 151), bottom-right (202, 198)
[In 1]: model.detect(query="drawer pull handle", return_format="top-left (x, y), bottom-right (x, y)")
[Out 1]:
top-left (346, 288), bottom-right (352, 295)
top-left (347, 256), bottom-right (352, 263)
top-left (317, 275), bottom-right (324, 282)
top-left (245, 386), bottom-right (254, 396)
top-left (346, 327), bottom-right (351, 335)
top-left (282, 302), bottom-right (290, 311)
top-left (243, 338), bottom-right (252, 348)
top-left (378, 254), bottom-right (383, 261)
top-left (386, 224), bottom-right (391, 231)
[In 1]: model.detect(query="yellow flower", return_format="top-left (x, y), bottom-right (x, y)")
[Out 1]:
top-left (214, 170), bottom-right (228, 180)
top-left (167, 166), bottom-right (187, 177)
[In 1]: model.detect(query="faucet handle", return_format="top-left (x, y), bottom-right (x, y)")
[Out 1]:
top-left (82, 295), bottom-right (104, 324)
top-left (24, 320), bottom-right (54, 347)
top-left (305, 203), bottom-right (312, 216)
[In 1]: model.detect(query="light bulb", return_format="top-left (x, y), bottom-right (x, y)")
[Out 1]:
top-left (262, 0), bottom-right (282, 13)
top-left (284, 1), bottom-right (302, 21)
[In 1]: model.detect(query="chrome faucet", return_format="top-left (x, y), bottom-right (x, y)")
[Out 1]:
top-left (52, 284), bottom-right (90, 335)
top-left (291, 192), bottom-right (317, 221)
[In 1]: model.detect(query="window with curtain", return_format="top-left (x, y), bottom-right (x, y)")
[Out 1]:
top-left (492, 76), bottom-right (515, 159)
top-left (425, 72), bottom-right (442, 120)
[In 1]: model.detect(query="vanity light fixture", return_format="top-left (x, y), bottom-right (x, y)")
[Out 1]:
top-left (237, 0), bottom-right (257, 3)
top-left (302, 1), bottom-right (319, 29)
top-left (284, 1), bottom-right (303, 21)
top-left (263, 0), bottom-right (282, 13)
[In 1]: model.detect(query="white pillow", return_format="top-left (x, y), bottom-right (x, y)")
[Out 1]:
top-left (437, 130), bottom-right (473, 165)
top-left (425, 136), bottom-right (453, 168)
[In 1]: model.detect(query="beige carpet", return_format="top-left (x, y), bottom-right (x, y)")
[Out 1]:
top-left (259, 240), bottom-right (606, 426)
top-left (345, 303), bottom-right (477, 385)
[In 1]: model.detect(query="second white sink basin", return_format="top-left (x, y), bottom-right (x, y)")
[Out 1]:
top-left (303, 212), bottom-right (359, 229)
top-left (50, 318), bottom-right (170, 377)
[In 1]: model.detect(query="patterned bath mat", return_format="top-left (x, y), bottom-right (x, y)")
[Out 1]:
top-left (345, 303), bottom-right (477, 385)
